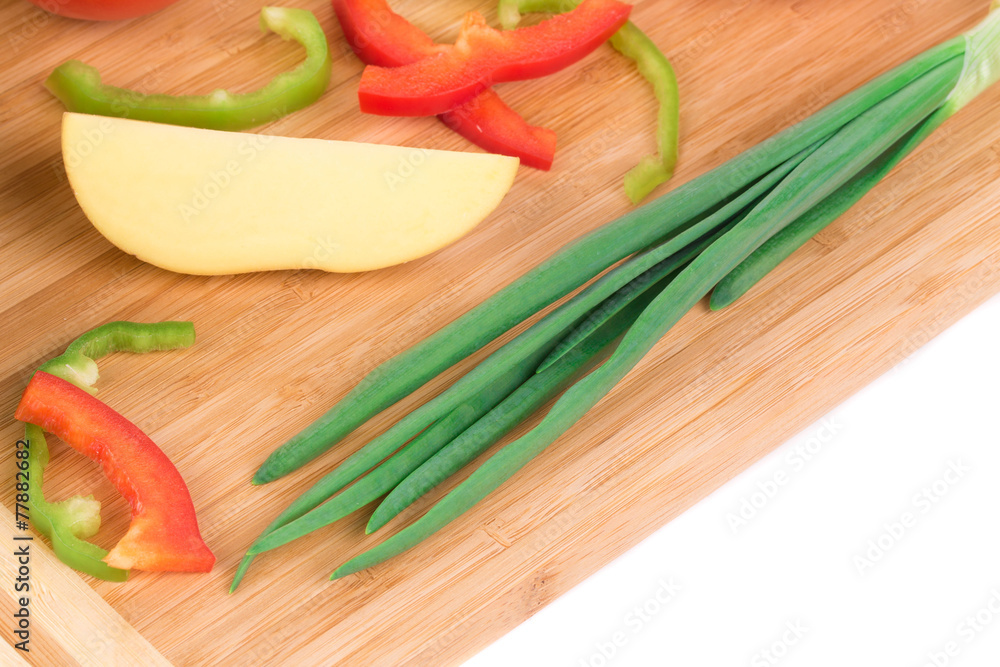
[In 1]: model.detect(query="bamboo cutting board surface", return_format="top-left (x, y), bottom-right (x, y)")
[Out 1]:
top-left (2, 0), bottom-right (1000, 664)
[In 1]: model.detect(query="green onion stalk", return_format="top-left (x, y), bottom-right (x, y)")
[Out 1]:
top-left (233, 3), bottom-right (1000, 589)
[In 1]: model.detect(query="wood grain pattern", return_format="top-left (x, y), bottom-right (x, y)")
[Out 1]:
top-left (0, 505), bottom-right (171, 665)
top-left (2, 0), bottom-right (999, 664)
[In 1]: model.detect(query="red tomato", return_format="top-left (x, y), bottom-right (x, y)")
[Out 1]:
top-left (25, 0), bottom-right (180, 21)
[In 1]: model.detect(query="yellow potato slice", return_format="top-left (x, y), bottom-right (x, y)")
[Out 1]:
top-left (62, 113), bottom-right (518, 274)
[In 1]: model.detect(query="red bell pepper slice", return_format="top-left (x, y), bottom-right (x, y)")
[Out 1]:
top-left (334, 0), bottom-right (557, 170)
top-left (358, 0), bottom-right (631, 117)
top-left (16, 371), bottom-right (215, 573)
top-left (439, 90), bottom-right (556, 170)
top-left (333, 0), bottom-right (440, 67)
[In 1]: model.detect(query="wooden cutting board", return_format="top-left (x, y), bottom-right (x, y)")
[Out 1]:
top-left (2, 0), bottom-right (999, 664)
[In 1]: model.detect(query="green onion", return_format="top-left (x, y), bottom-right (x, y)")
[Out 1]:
top-left (331, 48), bottom-right (974, 577)
top-left (714, 1), bottom-right (1000, 307)
top-left (243, 281), bottom-right (659, 565)
top-left (230, 344), bottom-right (550, 591)
top-left (711, 111), bottom-right (945, 309)
top-left (253, 35), bottom-right (958, 485)
top-left (534, 141), bottom-right (815, 372)
top-left (242, 142), bottom-right (808, 570)
top-left (236, 4), bottom-right (1000, 587)
top-left (334, 284), bottom-right (660, 578)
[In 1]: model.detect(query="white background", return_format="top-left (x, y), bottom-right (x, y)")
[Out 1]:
top-left (466, 292), bottom-right (1000, 667)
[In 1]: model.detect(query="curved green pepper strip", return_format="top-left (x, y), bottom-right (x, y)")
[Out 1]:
top-left (44, 7), bottom-right (332, 132)
top-left (38, 321), bottom-right (195, 395)
top-left (22, 424), bottom-right (128, 582)
top-left (499, 0), bottom-right (679, 203)
top-left (611, 23), bottom-right (680, 203)
top-left (20, 321), bottom-right (196, 581)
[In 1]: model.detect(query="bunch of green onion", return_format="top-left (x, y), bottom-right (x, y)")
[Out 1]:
top-left (232, 2), bottom-right (1000, 591)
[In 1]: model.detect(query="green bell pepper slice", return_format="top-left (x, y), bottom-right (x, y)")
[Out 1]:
top-left (499, 0), bottom-right (679, 203)
top-left (22, 423), bottom-right (128, 582)
top-left (39, 320), bottom-right (195, 394)
top-left (45, 7), bottom-right (332, 132)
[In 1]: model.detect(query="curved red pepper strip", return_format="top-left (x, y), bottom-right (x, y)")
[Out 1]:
top-left (333, 0), bottom-right (557, 170)
top-left (358, 0), bottom-right (631, 117)
top-left (333, 0), bottom-right (439, 67)
top-left (439, 90), bottom-right (556, 170)
top-left (16, 372), bottom-right (215, 572)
